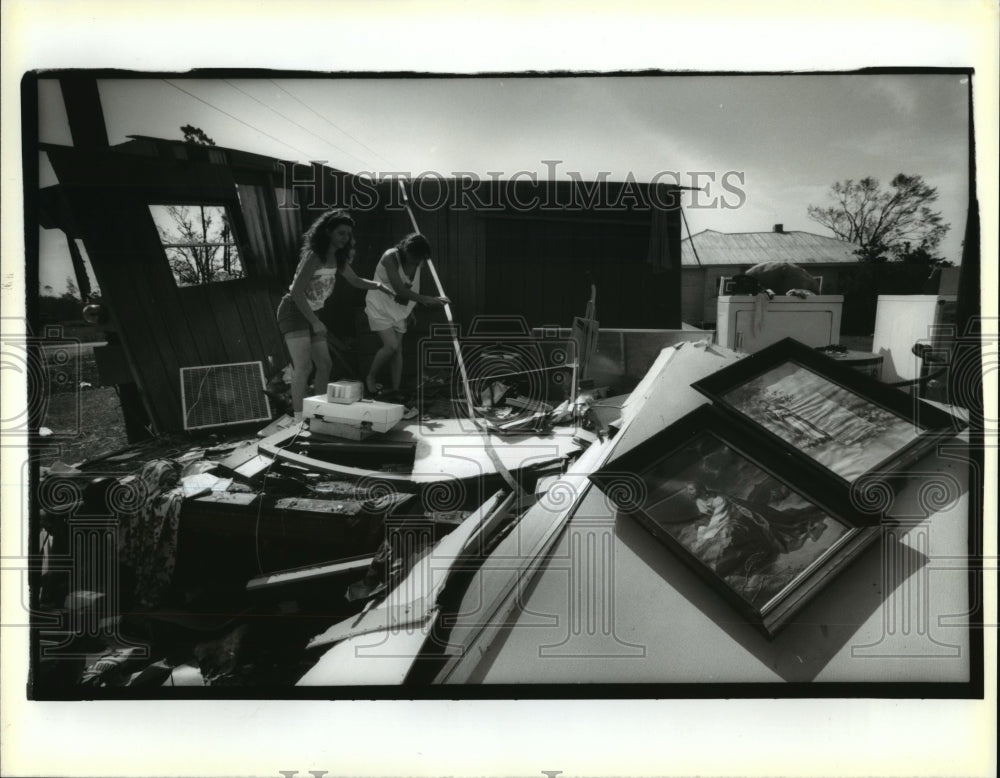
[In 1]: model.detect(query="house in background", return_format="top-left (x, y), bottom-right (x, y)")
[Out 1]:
top-left (680, 225), bottom-right (861, 326)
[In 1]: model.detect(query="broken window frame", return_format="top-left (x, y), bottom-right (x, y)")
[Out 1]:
top-left (148, 201), bottom-right (248, 289)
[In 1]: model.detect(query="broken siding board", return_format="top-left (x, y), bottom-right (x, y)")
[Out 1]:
top-left (243, 280), bottom-right (287, 370)
top-left (132, 203), bottom-right (215, 368)
top-left (175, 284), bottom-right (230, 366)
top-left (224, 280), bottom-right (271, 363)
top-left (246, 555), bottom-right (375, 594)
top-left (117, 271), bottom-right (186, 427)
top-left (75, 195), bottom-right (188, 428)
top-left (204, 282), bottom-right (259, 365)
top-left (99, 194), bottom-right (208, 379)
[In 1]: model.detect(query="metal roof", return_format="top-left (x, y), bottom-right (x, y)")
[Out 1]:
top-left (681, 228), bottom-right (860, 267)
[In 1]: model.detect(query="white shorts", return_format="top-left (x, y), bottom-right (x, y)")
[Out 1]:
top-left (367, 312), bottom-right (407, 334)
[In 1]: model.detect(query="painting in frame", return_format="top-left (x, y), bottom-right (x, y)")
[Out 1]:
top-left (692, 338), bottom-right (967, 491)
top-left (590, 404), bottom-right (881, 638)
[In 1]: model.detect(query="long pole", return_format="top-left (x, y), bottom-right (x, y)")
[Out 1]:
top-left (397, 180), bottom-right (523, 495)
top-left (397, 180), bottom-right (478, 422)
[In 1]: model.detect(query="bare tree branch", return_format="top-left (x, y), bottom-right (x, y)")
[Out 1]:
top-left (808, 174), bottom-right (950, 263)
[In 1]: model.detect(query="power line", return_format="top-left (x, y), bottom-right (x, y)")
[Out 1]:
top-left (267, 79), bottom-right (397, 170)
top-left (160, 79), bottom-right (314, 160)
top-left (222, 79), bottom-right (372, 169)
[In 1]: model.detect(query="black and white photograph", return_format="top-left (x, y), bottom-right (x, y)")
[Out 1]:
top-left (2, 3), bottom-right (996, 778)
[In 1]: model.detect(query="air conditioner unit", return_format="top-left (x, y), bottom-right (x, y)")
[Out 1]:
top-left (180, 361), bottom-right (273, 430)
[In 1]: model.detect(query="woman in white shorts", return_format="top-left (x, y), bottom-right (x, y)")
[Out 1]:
top-left (364, 233), bottom-right (448, 395)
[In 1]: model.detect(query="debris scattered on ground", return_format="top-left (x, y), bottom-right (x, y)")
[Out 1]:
top-left (32, 363), bottom-right (593, 691)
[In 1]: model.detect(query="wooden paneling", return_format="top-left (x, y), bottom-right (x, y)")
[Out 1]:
top-left (482, 214), bottom-right (667, 328)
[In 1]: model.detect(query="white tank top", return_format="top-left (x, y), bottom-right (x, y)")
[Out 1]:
top-left (365, 249), bottom-right (421, 321)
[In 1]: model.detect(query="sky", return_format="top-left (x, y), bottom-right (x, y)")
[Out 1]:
top-left (36, 73), bottom-right (971, 294)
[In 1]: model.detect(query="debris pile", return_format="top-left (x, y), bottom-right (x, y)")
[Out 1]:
top-left (33, 371), bottom-right (606, 692)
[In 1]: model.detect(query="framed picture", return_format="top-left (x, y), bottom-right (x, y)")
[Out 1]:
top-left (691, 337), bottom-right (966, 492)
top-left (590, 405), bottom-right (880, 638)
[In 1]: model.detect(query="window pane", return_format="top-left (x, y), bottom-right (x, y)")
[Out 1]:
top-left (149, 204), bottom-right (245, 287)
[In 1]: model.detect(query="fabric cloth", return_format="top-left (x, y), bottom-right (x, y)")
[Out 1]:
top-left (116, 459), bottom-right (184, 608)
top-left (365, 249), bottom-right (421, 331)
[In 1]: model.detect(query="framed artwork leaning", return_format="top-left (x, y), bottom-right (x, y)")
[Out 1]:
top-left (691, 338), bottom-right (967, 492)
top-left (590, 404), bottom-right (882, 638)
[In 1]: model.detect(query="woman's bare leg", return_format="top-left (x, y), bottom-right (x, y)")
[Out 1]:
top-left (366, 328), bottom-right (401, 393)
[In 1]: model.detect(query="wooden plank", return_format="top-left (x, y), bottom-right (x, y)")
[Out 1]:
top-left (246, 555), bottom-right (375, 593)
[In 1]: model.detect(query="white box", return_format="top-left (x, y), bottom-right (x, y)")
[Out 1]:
top-left (303, 395), bottom-right (404, 434)
top-left (716, 295), bottom-right (843, 353)
top-left (326, 380), bottom-right (363, 404)
top-left (872, 295), bottom-right (957, 382)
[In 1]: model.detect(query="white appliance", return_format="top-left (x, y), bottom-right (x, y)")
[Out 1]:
top-left (303, 395), bottom-right (404, 435)
top-left (715, 295), bottom-right (843, 353)
top-left (325, 380), bottom-right (364, 404)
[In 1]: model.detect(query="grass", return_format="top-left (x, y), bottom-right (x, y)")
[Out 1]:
top-left (39, 387), bottom-right (131, 468)
top-left (37, 345), bottom-right (129, 468)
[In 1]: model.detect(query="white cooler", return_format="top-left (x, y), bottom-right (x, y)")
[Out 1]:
top-left (303, 395), bottom-right (405, 435)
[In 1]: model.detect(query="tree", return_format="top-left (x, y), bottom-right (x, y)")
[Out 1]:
top-left (155, 126), bottom-right (240, 286)
top-left (156, 204), bottom-right (241, 286)
top-left (181, 124), bottom-right (216, 146)
top-left (807, 174), bottom-right (949, 263)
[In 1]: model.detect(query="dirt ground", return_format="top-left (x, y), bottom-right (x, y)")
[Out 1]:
top-left (38, 385), bottom-right (130, 468)
top-left (36, 343), bottom-right (129, 468)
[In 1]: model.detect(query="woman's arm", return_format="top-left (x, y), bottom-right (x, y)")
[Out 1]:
top-left (287, 252), bottom-right (325, 331)
top-left (383, 252), bottom-right (449, 306)
top-left (340, 261), bottom-right (393, 295)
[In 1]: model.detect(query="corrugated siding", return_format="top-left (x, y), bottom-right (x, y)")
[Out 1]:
top-left (681, 229), bottom-right (860, 267)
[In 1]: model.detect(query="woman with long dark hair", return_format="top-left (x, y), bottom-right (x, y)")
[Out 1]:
top-left (277, 210), bottom-right (392, 420)
top-left (363, 232), bottom-right (448, 395)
